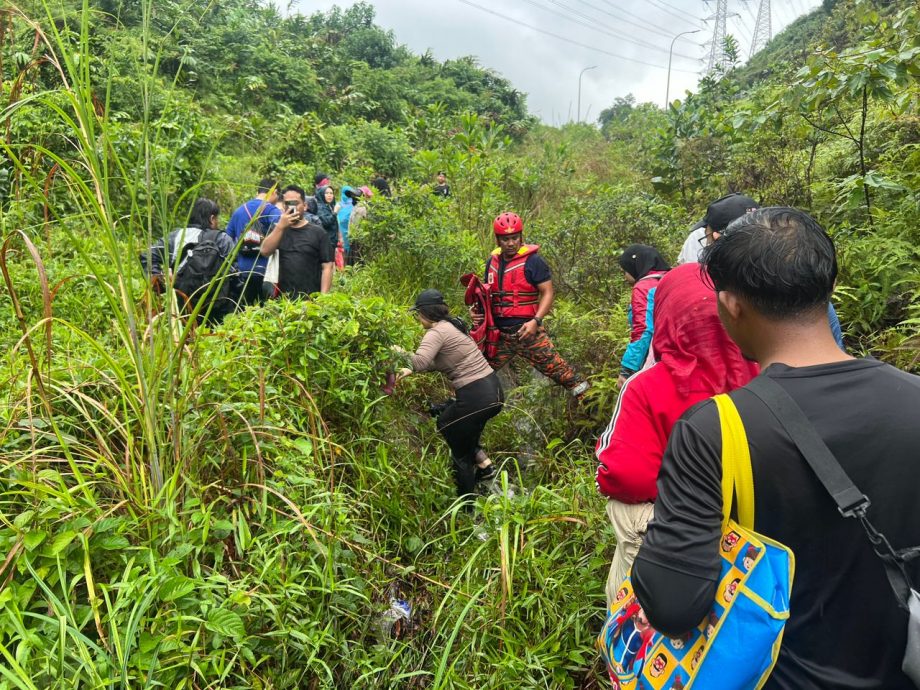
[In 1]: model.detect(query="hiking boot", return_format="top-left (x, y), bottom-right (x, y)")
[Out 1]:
top-left (475, 462), bottom-right (496, 483)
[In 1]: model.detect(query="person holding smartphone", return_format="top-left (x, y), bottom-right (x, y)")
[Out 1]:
top-left (259, 185), bottom-right (334, 298)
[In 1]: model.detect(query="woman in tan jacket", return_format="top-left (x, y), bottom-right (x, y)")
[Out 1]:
top-left (398, 289), bottom-right (504, 502)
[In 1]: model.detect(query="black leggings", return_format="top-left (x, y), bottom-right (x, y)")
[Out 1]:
top-left (436, 373), bottom-right (504, 500)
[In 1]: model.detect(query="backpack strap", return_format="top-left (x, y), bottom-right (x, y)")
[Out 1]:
top-left (746, 374), bottom-right (920, 610)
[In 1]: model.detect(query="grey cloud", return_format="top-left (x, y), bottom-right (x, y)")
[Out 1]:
top-left (298, 0), bottom-right (821, 123)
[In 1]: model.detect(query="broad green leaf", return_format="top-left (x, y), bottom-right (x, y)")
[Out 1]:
top-left (23, 531), bottom-right (47, 552)
top-left (93, 535), bottom-right (130, 551)
top-left (206, 608), bottom-right (246, 639)
top-left (159, 576), bottom-right (196, 602)
top-left (51, 530), bottom-right (78, 555)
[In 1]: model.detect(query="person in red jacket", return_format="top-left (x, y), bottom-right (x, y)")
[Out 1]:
top-left (471, 212), bottom-right (588, 398)
top-left (595, 263), bottom-right (758, 605)
top-left (617, 244), bottom-right (670, 385)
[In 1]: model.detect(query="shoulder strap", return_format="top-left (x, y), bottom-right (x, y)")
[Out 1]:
top-left (713, 394), bottom-right (756, 530)
top-left (746, 375), bottom-right (919, 609)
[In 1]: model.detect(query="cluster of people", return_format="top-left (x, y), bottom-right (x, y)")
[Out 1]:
top-left (141, 173), bottom-right (920, 685)
top-left (140, 174), bottom-right (383, 321)
top-left (397, 210), bottom-right (589, 504)
top-left (595, 193), bottom-right (920, 689)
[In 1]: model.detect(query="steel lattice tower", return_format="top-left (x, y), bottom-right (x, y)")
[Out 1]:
top-left (750, 0), bottom-right (772, 57)
top-left (705, 0), bottom-right (730, 73)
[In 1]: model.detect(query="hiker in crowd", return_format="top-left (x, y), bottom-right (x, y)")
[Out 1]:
top-left (676, 219), bottom-right (707, 265)
top-left (304, 196), bottom-right (322, 225)
top-left (349, 186), bottom-right (371, 236)
top-left (335, 186), bottom-right (361, 263)
top-left (225, 178), bottom-right (282, 304)
top-left (471, 212), bottom-right (589, 398)
top-left (348, 186), bottom-right (373, 263)
top-left (259, 185), bottom-right (334, 298)
top-left (703, 192), bottom-right (846, 349)
top-left (631, 208), bottom-right (920, 688)
top-left (618, 244), bottom-right (669, 385)
top-left (433, 171), bottom-right (451, 198)
top-left (140, 197), bottom-right (238, 324)
top-left (315, 184), bottom-right (341, 249)
top-left (595, 262), bottom-right (759, 606)
top-left (371, 173), bottom-right (391, 197)
top-left (397, 289), bottom-right (504, 502)
top-left (314, 171), bottom-right (330, 193)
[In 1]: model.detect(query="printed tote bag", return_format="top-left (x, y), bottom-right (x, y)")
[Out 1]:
top-left (597, 393), bottom-right (795, 689)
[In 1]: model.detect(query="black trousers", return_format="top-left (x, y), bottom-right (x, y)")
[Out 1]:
top-left (436, 373), bottom-right (504, 500)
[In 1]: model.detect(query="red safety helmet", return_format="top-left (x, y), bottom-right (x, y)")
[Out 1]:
top-left (493, 212), bottom-right (524, 236)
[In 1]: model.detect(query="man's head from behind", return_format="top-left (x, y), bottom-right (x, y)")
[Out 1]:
top-left (704, 193), bottom-right (758, 245)
top-left (258, 177), bottom-right (278, 204)
top-left (701, 207), bottom-right (837, 357)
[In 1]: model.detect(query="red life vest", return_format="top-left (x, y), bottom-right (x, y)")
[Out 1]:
top-left (486, 244), bottom-right (541, 319)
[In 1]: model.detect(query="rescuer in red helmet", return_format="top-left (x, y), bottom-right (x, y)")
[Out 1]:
top-left (471, 211), bottom-right (588, 398)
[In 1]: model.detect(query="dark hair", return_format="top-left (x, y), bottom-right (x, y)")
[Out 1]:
top-left (701, 207), bottom-right (837, 320)
top-left (305, 197), bottom-right (318, 215)
top-left (417, 303), bottom-right (469, 335)
top-left (282, 184), bottom-right (307, 201)
top-left (188, 197), bottom-right (219, 229)
top-left (257, 177), bottom-right (277, 194)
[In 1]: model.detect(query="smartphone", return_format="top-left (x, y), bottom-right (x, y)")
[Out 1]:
top-left (284, 200), bottom-right (300, 218)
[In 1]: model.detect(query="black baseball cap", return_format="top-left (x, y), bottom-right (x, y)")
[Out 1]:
top-left (409, 289), bottom-right (446, 312)
top-left (704, 193), bottom-right (759, 233)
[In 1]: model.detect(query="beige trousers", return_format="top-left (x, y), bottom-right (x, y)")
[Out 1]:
top-left (604, 499), bottom-right (655, 608)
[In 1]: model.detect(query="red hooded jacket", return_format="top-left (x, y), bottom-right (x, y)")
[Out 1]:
top-left (595, 264), bottom-right (759, 502)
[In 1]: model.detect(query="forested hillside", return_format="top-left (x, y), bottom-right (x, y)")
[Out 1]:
top-left (0, 0), bottom-right (918, 688)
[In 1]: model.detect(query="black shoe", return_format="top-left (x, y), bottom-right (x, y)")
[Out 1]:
top-left (476, 463), bottom-right (496, 483)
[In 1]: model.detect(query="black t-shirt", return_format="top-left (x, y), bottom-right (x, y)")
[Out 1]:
top-left (632, 359), bottom-right (920, 689)
top-left (486, 253), bottom-right (552, 328)
top-left (433, 183), bottom-right (451, 197)
top-left (274, 221), bottom-right (333, 298)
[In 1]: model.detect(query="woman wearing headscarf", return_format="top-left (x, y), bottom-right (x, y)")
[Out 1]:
top-left (595, 263), bottom-right (760, 606)
top-left (397, 289), bottom-right (504, 504)
top-left (315, 185), bottom-right (341, 248)
top-left (618, 244), bottom-right (670, 384)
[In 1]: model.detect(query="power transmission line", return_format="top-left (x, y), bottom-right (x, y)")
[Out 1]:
top-left (729, 13), bottom-right (752, 44)
top-left (740, 0), bottom-right (759, 23)
top-left (650, 0), bottom-right (703, 23)
top-left (569, 0), bottom-right (678, 40)
top-left (588, 0), bottom-right (697, 40)
top-left (520, 0), bottom-right (700, 60)
top-left (455, 0), bottom-right (700, 73)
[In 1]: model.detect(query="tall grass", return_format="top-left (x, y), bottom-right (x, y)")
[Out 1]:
top-left (0, 2), bottom-right (612, 688)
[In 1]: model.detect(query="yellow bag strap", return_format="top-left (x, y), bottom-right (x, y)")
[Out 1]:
top-left (713, 394), bottom-right (755, 529)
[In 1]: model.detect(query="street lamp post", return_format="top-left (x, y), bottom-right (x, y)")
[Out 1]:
top-left (665, 29), bottom-right (700, 108)
top-left (577, 65), bottom-right (597, 123)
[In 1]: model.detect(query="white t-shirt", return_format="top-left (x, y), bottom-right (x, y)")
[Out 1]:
top-left (677, 227), bottom-right (706, 265)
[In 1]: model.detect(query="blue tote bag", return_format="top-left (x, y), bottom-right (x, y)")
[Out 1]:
top-left (597, 393), bottom-right (795, 689)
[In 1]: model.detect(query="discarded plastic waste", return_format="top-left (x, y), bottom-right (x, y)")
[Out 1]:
top-left (375, 597), bottom-right (411, 640)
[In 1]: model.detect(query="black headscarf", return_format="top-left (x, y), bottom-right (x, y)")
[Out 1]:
top-left (618, 244), bottom-right (670, 281)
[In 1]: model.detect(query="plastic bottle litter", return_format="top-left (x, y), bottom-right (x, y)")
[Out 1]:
top-left (375, 597), bottom-right (411, 641)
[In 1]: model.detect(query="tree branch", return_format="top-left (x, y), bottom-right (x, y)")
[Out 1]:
top-left (798, 112), bottom-right (856, 144)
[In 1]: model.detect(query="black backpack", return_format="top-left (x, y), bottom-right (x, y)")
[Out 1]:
top-left (173, 229), bottom-right (230, 311)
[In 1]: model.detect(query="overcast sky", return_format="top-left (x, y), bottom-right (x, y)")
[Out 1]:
top-left (295, 0), bottom-right (822, 124)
